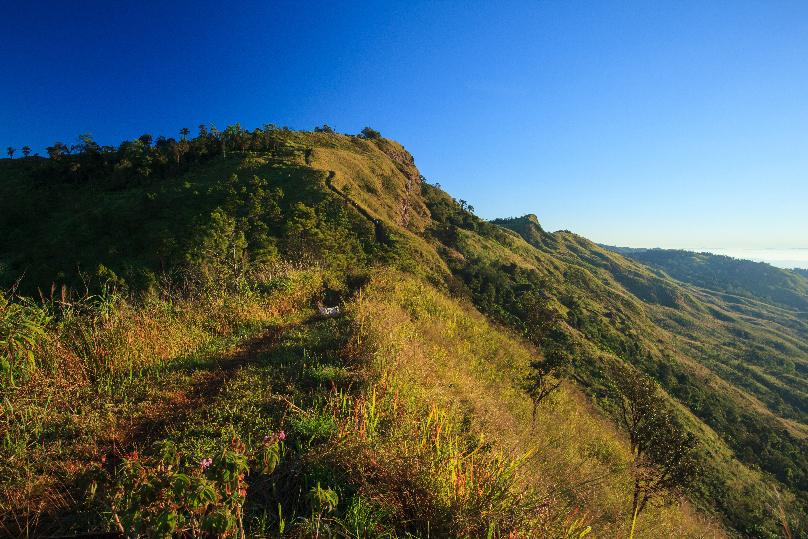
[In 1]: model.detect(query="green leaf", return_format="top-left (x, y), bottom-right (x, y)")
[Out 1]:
top-left (152, 508), bottom-right (179, 539)
top-left (256, 442), bottom-right (280, 475)
top-left (171, 473), bottom-right (191, 497)
top-left (201, 508), bottom-right (236, 534)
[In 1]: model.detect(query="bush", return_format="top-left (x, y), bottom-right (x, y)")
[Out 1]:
top-left (80, 435), bottom-right (284, 539)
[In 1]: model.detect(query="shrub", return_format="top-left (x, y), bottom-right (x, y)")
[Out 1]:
top-left (80, 434), bottom-right (284, 539)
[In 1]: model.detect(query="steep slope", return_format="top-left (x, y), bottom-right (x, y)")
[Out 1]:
top-left (451, 209), bottom-right (808, 535)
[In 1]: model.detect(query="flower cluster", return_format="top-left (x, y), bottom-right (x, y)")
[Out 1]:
top-left (199, 457), bottom-right (212, 469)
top-left (263, 430), bottom-right (285, 442)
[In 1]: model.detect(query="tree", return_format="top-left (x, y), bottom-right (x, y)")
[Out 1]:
top-left (221, 123), bottom-right (249, 154)
top-left (191, 175), bottom-right (282, 288)
top-left (169, 138), bottom-right (189, 176)
top-left (522, 346), bottom-right (568, 426)
top-left (521, 293), bottom-right (562, 348)
top-left (286, 201), bottom-right (322, 256)
top-left (22, 146), bottom-right (31, 157)
top-left (179, 127), bottom-right (190, 140)
top-left (520, 293), bottom-right (568, 424)
top-left (75, 133), bottom-right (99, 154)
top-left (46, 142), bottom-right (67, 161)
top-left (6, 147), bottom-right (15, 158)
top-left (194, 210), bottom-right (250, 290)
top-left (360, 127), bottom-right (381, 140)
top-left (607, 362), bottom-right (699, 515)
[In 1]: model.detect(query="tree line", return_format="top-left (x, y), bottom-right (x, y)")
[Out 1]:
top-left (12, 124), bottom-right (385, 190)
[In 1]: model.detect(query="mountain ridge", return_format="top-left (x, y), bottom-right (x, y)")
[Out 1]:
top-left (2, 127), bottom-right (807, 537)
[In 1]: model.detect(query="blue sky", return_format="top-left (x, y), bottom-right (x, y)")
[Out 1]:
top-left (3, 1), bottom-right (806, 251)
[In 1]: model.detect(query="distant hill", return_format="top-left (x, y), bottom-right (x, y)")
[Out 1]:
top-left (624, 248), bottom-right (808, 311)
top-left (597, 243), bottom-right (662, 254)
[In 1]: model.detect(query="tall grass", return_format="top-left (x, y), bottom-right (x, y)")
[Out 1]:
top-left (1, 266), bottom-right (725, 537)
top-left (0, 263), bottom-right (325, 536)
top-left (31, 266), bottom-right (323, 383)
top-left (343, 269), bottom-right (724, 538)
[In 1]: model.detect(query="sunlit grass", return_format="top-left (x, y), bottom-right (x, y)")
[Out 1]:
top-left (347, 269), bottom-right (723, 538)
top-left (1, 266), bottom-right (724, 537)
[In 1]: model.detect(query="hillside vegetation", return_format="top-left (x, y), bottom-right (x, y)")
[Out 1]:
top-left (1, 125), bottom-right (806, 538)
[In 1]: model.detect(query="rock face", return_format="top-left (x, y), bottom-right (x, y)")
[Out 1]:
top-left (373, 139), bottom-right (424, 230)
top-left (376, 140), bottom-right (415, 167)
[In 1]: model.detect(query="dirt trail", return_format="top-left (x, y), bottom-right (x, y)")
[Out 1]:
top-left (104, 323), bottom-right (297, 462)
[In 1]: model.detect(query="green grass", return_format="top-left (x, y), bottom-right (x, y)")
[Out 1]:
top-left (0, 263), bottom-right (323, 536)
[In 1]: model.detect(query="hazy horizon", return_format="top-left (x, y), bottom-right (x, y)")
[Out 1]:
top-left (683, 247), bottom-right (808, 270)
top-left (595, 243), bottom-right (808, 270)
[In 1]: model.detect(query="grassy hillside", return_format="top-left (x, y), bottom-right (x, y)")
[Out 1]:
top-left (1, 125), bottom-right (805, 537)
top-left (625, 249), bottom-right (808, 311)
top-left (473, 214), bottom-right (808, 535)
top-left (412, 187), bottom-right (808, 536)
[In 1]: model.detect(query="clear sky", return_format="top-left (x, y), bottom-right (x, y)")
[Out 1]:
top-left (3, 1), bottom-right (806, 251)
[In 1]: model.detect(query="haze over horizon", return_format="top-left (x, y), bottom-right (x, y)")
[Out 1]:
top-left (3, 1), bottom-right (806, 251)
top-left (686, 248), bottom-right (808, 270)
top-left (594, 244), bottom-right (808, 270)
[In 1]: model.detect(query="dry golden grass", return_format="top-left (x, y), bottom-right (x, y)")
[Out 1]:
top-left (28, 268), bottom-right (323, 382)
top-left (350, 269), bottom-right (727, 538)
